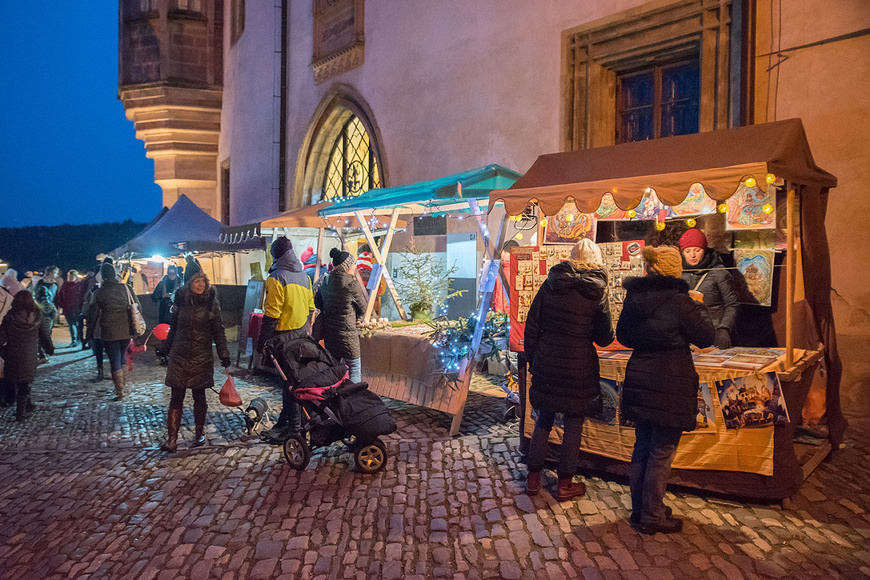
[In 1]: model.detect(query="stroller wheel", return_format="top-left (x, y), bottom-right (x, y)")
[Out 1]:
top-left (283, 433), bottom-right (310, 470)
top-left (354, 438), bottom-right (388, 474)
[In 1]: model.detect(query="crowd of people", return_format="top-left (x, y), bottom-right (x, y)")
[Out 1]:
top-left (1, 227), bottom-right (738, 537)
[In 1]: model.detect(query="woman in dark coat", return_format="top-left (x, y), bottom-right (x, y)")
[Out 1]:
top-left (158, 270), bottom-right (231, 453)
top-left (33, 266), bottom-right (59, 361)
top-left (523, 239), bottom-right (615, 501)
top-left (679, 229), bottom-right (739, 348)
top-left (90, 263), bottom-right (140, 400)
top-left (314, 248), bottom-right (367, 383)
top-left (0, 291), bottom-right (54, 420)
top-left (616, 245), bottom-right (715, 535)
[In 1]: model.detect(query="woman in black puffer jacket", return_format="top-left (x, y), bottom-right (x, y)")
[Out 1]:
top-left (617, 245), bottom-right (715, 535)
top-left (0, 291), bottom-right (54, 420)
top-left (315, 248), bottom-right (367, 383)
top-left (158, 269), bottom-right (231, 453)
top-left (523, 239), bottom-right (614, 502)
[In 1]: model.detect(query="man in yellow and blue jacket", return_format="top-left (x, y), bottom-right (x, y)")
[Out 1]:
top-left (258, 237), bottom-right (315, 442)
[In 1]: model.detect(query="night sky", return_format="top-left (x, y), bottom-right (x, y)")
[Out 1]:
top-left (0, 4), bottom-right (161, 228)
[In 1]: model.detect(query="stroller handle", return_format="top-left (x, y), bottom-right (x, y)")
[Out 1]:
top-left (264, 350), bottom-right (290, 382)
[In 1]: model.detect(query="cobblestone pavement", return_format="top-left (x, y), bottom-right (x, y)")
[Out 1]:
top-left (1, 329), bottom-right (869, 579)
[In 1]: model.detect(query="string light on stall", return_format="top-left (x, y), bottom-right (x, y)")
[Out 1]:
top-left (718, 204), bottom-right (728, 214)
top-left (766, 173), bottom-right (777, 184)
top-left (686, 218), bottom-right (697, 228)
top-left (628, 210), bottom-right (637, 219)
top-left (745, 177), bottom-right (757, 188)
top-left (762, 204), bottom-right (774, 214)
top-left (654, 220), bottom-right (666, 231)
top-left (539, 218), bottom-right (548, 228)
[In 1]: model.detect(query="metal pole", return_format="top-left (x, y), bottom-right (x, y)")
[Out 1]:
top-left (786, 186), bottom-right (796, 368)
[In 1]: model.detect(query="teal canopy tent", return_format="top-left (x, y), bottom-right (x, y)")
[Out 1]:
top-left (318, 164), bottom-right (522, 216)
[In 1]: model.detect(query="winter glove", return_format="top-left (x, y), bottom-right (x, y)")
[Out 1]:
top-left (221, 359), bottom-right (232, 368)
top-left (715, 328), bottom-right (732, 349)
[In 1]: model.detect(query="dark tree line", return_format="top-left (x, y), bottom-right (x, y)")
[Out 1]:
top-left (0, 220), bottom-right (147, 275)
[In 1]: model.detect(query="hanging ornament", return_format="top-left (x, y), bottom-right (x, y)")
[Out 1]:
top-left (654, 220), bottom-right (666, 231)
top-left (762, 204), bottom-right (774, 214)
top-left (687, 218), bottom-right (697, 228)
top-left (766, 173), bottom-right (777, 184)
top-left (718, 204), bottom-right (728, 214)
top-left (628, 209), bottom-right (637, 219)
top-left (745, 177), bottom-right (757, 188)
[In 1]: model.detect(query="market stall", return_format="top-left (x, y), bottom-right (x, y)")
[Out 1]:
top-left (320, 165), bottom-right (521, 434)
top-left (490, 119), bottom-right (842, 499)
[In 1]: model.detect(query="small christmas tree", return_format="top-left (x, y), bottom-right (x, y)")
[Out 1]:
top-left (394, 240), bottom-right (465, 319)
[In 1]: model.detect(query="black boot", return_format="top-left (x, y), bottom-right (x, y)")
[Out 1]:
top-left (15, 384), bottom-right (30, 422)
top-left (160, 408), bottom-right (182, 453)
top-left (92, 366), bottom-right (104, 383)
top-left (191, 399), bottom-right (207, 447)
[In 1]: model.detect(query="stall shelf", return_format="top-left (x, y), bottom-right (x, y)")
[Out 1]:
top-left (491, 119), bottom-right (842, 499)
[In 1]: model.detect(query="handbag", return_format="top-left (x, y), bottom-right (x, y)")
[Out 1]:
top-left (123, 285), bottom-right (147, 337)
top-left (219, 370), bottom-right (242, 407)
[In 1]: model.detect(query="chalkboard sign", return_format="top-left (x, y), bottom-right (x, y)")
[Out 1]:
top-left (413, 215), bottom-right (447, 236)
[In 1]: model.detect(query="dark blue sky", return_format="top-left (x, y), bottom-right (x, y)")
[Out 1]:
top-left (0, 4), bottom-right (161, 227)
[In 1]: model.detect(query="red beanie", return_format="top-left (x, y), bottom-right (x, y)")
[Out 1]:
top-left (679, 228), bottom-right (708, 251)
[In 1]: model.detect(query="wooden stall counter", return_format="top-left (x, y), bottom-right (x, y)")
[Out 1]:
top-left (360, 325), bottom-right (472, 435)
top-left (517, 347), bottom-right (828, 500)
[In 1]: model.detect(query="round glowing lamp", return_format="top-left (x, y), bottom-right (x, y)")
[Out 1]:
top-left (628, 210), bottom-right (637, 219)
top-left (515, 233), bottom-right (523, 240)
top-left (566, 214), bottom-right (574, 222)
top-left (766, 173), bottom-right (776, 184)
top-left (654, 221), bottom-right (666, 231)
top-left (540, 218), bottom-right (548, 227)
top-left (718, 204), bottom-right (728, 214)
top-left (687, 218), bottom-right (697, 228)
top-left (762, 204), bottom-right (774, 214)
top-left (745, 177), bottom-right (757, 188)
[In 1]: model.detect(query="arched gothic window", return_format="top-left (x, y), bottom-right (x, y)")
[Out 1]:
top-left (322, 116), bottom-right (381, 200)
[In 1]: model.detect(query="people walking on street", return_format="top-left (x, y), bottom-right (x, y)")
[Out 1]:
top-left (617, 245), bottom-right (715, 535)
top-left (679, 228), bottom-right (739, 348)
top-left (0, 291), bottom-right (54, 420)
top-left (257, 238), bottom-right (315, 443)
top-left (151, 265), bottom-right (180, 365)
top-left (523, 239), bottom-right (615, 501)
top-left (0, 269), bottom-right (22, 296)
top-left (315, 248), bottom-right (367, 385)
top-left (157, 270), bottom-right (231, 453)
top-left (33, 266), bottom-right (59, 362)
top-left (56, 270), bottom-right (83, 348)
top-left (89, 262), bottom-right (140, 401)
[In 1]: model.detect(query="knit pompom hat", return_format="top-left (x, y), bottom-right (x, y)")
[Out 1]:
top-left (679, 228), bottom-right (708, 251)
top-left (643, 245), bottom-right (683, 278)
top-left (570, 239), bottom-right (604, 268)
top-left (330, 247), bottom-right (354, 272)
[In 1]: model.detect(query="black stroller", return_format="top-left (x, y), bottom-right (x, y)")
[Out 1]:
top-left (264, 335), bottom-right (396, 473)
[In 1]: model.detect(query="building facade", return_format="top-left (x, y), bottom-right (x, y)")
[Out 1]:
top-left (119, 0), bottom-right (870, 405)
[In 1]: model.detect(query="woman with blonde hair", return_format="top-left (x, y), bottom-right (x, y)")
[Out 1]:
top-left (523, 238), bottom-right (614, 501)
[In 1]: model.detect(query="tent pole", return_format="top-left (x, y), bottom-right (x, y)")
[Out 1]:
top-left (786, 186), bottom-right (796, 368)
top-left (354, 209), bottom-right (407, 321)
top-left (315, 227), bottom-right (325, 281)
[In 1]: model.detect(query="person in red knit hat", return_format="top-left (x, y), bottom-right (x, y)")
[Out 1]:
top-left (679, 228), bottom-right (738, 348)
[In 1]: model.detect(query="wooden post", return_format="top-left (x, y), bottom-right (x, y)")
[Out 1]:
top-left (314, 226), bottom-right (325, 281)
top-left (353, 209), bottom-right (408, 321)
top-left (786, 186), bottom-right (796, 368)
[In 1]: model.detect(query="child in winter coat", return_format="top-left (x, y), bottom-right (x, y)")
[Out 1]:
top-left (0, 291), bottom-right (54, 420)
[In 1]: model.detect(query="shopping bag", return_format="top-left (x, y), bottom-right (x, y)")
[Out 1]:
top-left (219, 370), bottom-right (242, 407)
top-left (123, 285), bottom-right (147, 337)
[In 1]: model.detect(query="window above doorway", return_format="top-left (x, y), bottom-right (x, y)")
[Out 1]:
top-left (322, 116), bottom-right (381, 200)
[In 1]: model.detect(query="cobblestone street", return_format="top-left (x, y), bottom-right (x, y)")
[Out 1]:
top-left (1, 330), bottom-right (869, 580)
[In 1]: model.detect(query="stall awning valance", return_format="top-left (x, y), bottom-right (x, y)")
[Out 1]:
top-left (490, 119), bottom-right (837, 216)
top-left (112, 194), bottom-right (263, 257)
top-left (320, 164), bottom-right (522, 217)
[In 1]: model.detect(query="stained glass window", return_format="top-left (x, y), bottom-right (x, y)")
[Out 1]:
top-left (322, 116), bottom-right (381, 200)
top-left (617, 59), bottom-right (699, 143)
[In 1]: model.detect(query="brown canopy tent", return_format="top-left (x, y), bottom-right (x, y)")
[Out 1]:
top-left (491, 119), bottom-right (843, 498)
